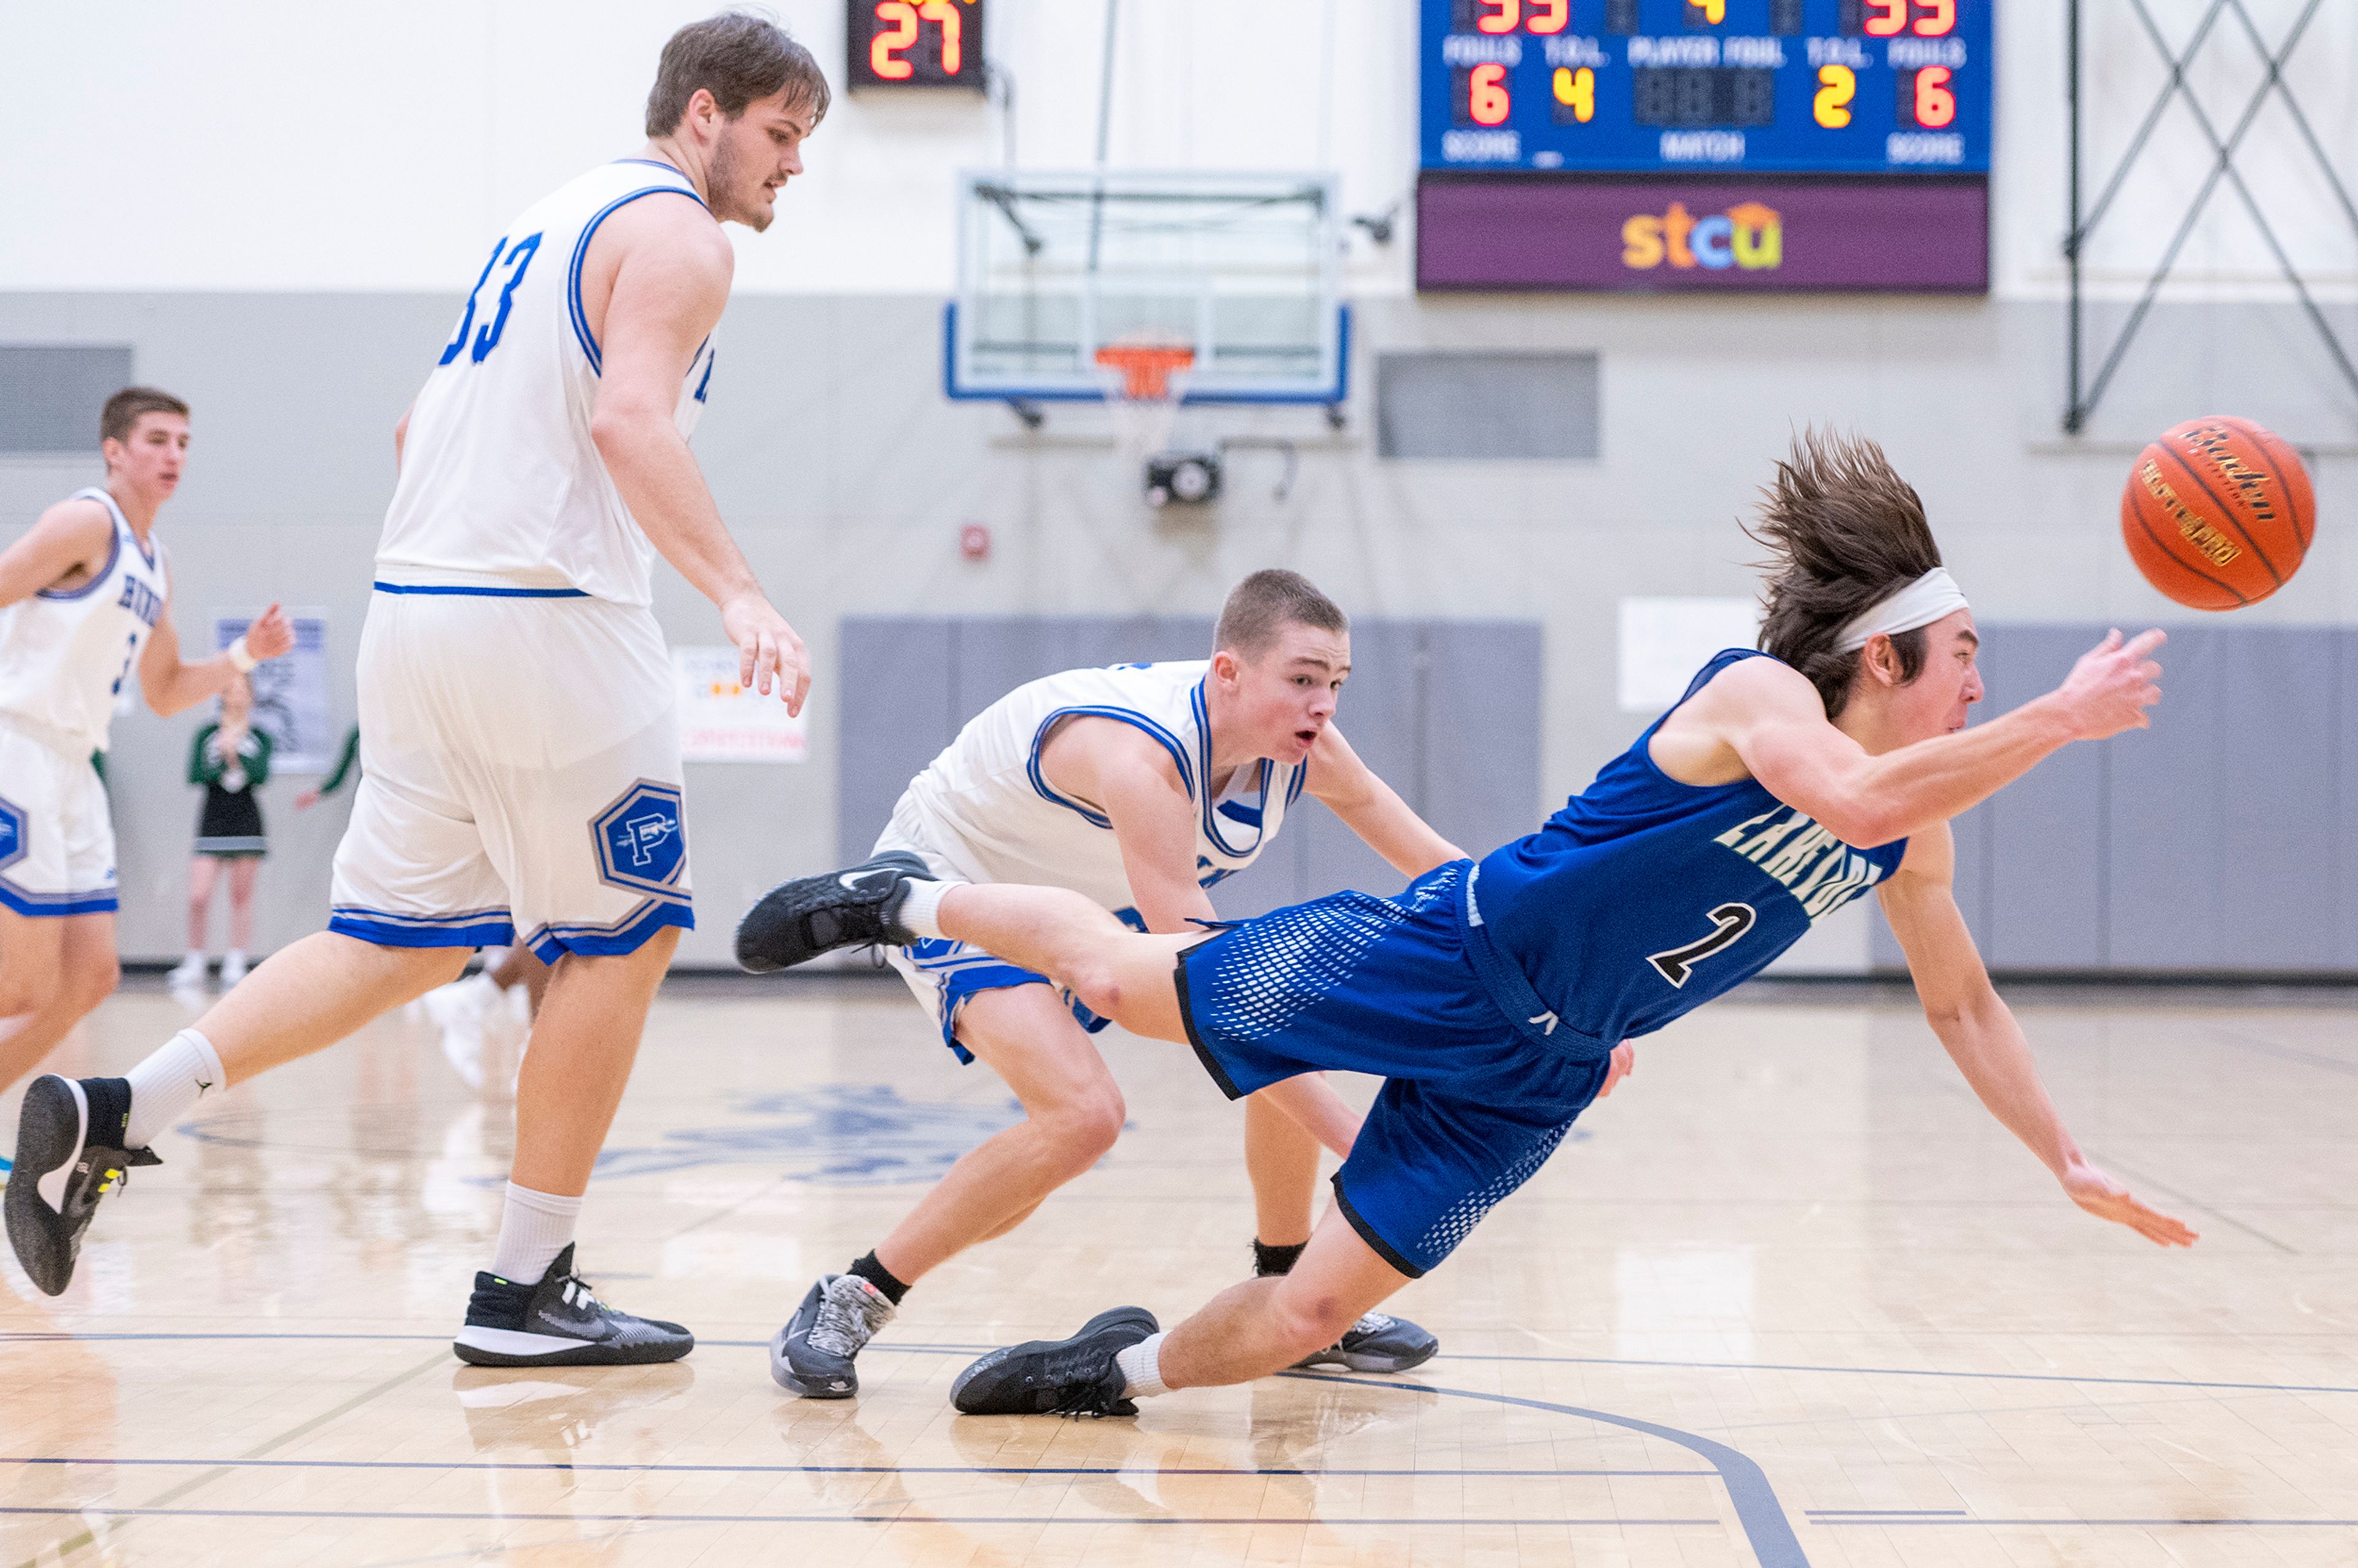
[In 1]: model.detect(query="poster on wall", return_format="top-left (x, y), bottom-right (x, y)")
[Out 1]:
top-left (1618, 597), bottom-right (1759, 712)
top-left (674, 646), bottom-right (808, 763)
top-left (213, 609), bottom-right (332, 772)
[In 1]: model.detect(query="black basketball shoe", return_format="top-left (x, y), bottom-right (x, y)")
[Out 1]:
top-left (734, 850), bottom-right (935, 973)
top-left (453, 1244), bottom-right (695, 1367)
top-left (951, 1306), bottom-right (1159, 1417)
top-left (1291, 1310), bottom-right (1441, 1373)
top-left (6, 1075), bottom-right (158, 1297)
top-left (771, 1271), bottom-right (897, 1397)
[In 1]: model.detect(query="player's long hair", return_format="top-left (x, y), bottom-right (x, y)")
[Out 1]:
top-left (1748, 429), bottom-right (1943, 718)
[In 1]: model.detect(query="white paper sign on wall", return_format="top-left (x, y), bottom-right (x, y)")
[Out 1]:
top-left (214, 608), bottom-right (332, 771)
top-left (675, 646), bottom-right (808, 763)
top-left (1617, 597), bottom-right (1761, 713)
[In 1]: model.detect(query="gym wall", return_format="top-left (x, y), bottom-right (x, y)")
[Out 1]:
top-left (0, 2), bottom-right (2351, 971)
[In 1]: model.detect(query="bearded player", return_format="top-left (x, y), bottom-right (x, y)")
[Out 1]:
top-left (9, 15), bottom-right (823, 1371)
top-left (744, 431), bottom-right (2198, 1416)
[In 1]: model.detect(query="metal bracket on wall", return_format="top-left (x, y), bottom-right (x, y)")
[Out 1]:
top-left (2063, 0), bottom-right (2358, 433)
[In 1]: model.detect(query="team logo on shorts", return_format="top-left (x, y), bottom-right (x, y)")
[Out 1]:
top-left (591, 782), bottom-right (690, 902)
top-left (0, 793), bottom-right (25, 874)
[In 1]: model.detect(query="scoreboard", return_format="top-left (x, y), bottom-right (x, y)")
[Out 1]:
top-left (1416, 0), bottom-right (1990, 292)
top-left (1421, 0), bottom-right (1990, 176)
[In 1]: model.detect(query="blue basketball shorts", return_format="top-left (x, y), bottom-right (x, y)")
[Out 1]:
top-left (1173, 860), bottom-right (1611, 1276)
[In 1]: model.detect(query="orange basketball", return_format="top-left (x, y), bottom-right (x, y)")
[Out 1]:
top-left (2120, 416), bottom-right (2313, 610)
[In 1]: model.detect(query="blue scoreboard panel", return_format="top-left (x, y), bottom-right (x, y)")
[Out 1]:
top-left (1422, 0), bottom-right (1991, 176)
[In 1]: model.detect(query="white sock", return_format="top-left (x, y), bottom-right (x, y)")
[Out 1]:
top-left (123, 1029), bottom-right (226, 1148)
top-left (1115, 1332), bottom-right (1170, 1399)
top-left (223, 948), bottom-right (246, 967)
top-left (181, 950), bottom-right (204, 968)
top-left (489, 1182), bottom-right (583, 1284)
top-left (897, 878), bottom-right (950, 940)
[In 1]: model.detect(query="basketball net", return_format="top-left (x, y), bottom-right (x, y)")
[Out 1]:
top-left (1095, 341), bottom-right (1194, 464)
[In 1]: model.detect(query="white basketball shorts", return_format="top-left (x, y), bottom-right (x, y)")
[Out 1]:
top-left (874, 794), bottom-right (1111, 1064)
top-left (0, 718), bottom-right (117, 917)
top-left (328, 583), bottom-right (691, 961)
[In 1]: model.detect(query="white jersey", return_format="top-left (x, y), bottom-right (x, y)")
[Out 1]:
top-left (375, 159), bottom-right (721, 605)
top-left (0, 487), bottom-right (169, 754)
top-left (901, 661), bottom-right (1307, 918)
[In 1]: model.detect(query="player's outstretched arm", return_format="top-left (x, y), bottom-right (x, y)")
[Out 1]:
top-left (588, 200), bottom-right (809, 714)
top-left (0, 499), bottom-right (115, 610)
top-left (136, 602), bottom-right (294, 717)
top-left (1878, 823), bottom-right (2198, 1249)
top-left (1306, 725), bottom-right (1466, 877)
top-left (1710, 631), bottom-right (2164, 846)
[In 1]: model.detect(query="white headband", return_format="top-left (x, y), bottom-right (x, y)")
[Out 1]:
top-left (1832, 567), bottom-right (1969, 655)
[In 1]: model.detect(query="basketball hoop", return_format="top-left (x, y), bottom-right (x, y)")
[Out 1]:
top-left (1095, 341), bottom-right (1194, 463)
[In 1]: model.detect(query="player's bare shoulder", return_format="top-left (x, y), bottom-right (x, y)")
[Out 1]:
top-left (576, 185), bottom-right (733, 344)
top-left (1038, 712), bottom-right (1188, 809)
top-left (1649, 655), bottom-right (1817, 785)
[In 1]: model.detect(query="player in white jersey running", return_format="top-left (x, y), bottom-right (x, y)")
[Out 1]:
top-left (739, 571), bottom-right (1463, 1399)
top-left (7, 17), bottom-right (824, 1367)
top-left (0, 387), bottom-right (293, 1098)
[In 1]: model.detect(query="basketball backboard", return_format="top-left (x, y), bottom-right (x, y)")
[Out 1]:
top-left (944, 169), bottom-right (1348, 411)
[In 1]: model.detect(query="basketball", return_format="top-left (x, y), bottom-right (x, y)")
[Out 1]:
top-left (2121, 415), bottom-right (2314, 609)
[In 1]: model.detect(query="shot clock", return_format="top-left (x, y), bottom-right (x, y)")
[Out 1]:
top-left (1417, 0), bottom-right (1990, 293)
top-left (847, 0), bottom-right (984, 90)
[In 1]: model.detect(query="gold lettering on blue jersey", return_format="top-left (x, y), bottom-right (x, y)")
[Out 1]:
top-left (1714, 804), bottom-right (1888, 922)
top-left (1758, 823), bottom-right (1837, 883)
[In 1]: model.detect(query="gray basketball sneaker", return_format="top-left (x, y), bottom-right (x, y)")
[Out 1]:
top-left (772, 1272), bottom-right (897, 1397)
top-left (1292, 1310), bottom-right (1439, 1373)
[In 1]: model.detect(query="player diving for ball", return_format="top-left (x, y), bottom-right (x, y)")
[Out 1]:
top-left (737, 570), bottom-right (1458, 1397)
top-left (7, 16), bottom-right (821, 1367)
top-left (0, 387), bottom-right (294, 1099)
top-left (743, 430), bottom-right (2200, 1415)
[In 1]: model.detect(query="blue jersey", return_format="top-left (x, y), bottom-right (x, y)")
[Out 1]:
top-left (1461, 649), bottom-right (1910, 1049)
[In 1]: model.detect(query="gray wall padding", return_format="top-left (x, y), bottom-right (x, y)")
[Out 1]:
top-left (1871, 623), bottom-right (2354, 974)
top-left (0, 344), bottom-right (134, 452)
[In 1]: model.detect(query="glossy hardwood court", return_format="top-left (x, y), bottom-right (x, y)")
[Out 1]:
top-left (2, 973), bottom-right (2353, 1567)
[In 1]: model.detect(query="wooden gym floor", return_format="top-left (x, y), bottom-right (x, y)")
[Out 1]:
top-left (2, 972), bottom-right (2352, 1567)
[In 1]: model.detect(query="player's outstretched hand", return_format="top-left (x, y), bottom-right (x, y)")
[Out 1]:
top-left (2061, 1159), bottom-right (2198, 1247)
top-left (246, 603), bottom-right (295, 662)
top-left (722, 593), bottom-right (811, 715)
top-left (1597, 1041), bottom-right (1635, 1099)
top-left (2055, 627), bottom-right (2164, 740)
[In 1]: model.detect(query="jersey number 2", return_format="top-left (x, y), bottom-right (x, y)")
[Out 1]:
top-left (1646, 902), bottom-right (1756, 988)
top-left (439, 232), bottom-right (545, 366)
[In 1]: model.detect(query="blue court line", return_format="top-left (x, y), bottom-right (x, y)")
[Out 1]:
top-left (9, 1334), bottom-right (2352, 1399)
top-left (0, 1508), bottom-right (1722, 1527)
top-left (0, 1457), bottom-right (1711, 1478)
top-left (1282, 1371), bottom-right (1809, 1568)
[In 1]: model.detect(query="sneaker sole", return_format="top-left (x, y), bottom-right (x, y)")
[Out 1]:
top-left (1293, 1340), bottom-right (1440, 1374)
top-left (452, 1325), bottom-right (695, 1368)
top-left (4, 1075), bottom-right (88, 1297)
top-left (734, 852), bottom-right (932, 973)
top-left (951, 1306), bottom-right (1158, 1415)
top-left (770, 1324), bottom-right (858, 1399)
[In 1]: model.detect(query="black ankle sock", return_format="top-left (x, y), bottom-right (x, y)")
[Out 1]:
top-left (849, 1250), bottom-right (910, 1306)
top-left (81, 1077), bottom-right (133, 1149)
top-left (1253, 1239), bottom-right (1309, 1278)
